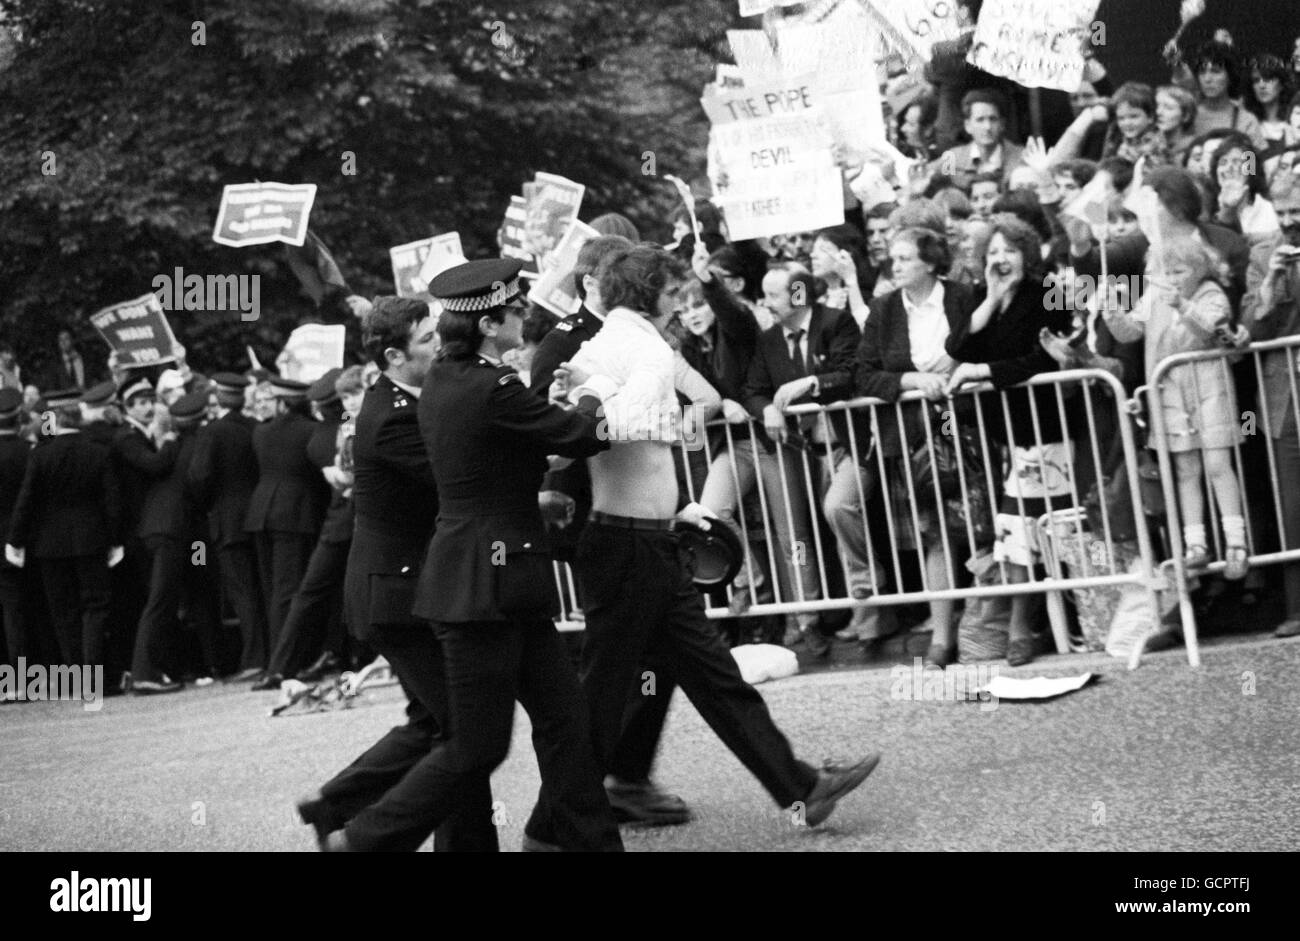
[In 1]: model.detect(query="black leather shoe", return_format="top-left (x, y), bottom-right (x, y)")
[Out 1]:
top-left (250, 673), bottom-right (283, 692)
top-left (228, 667), bottom-right (264, 683)
top-left (296, 652), bottom-right (342, 683)
top-left (297, 794), bottom-right (337, 851)
top-left (605, 776), bottom-right (693, 826)
top-left (131, 678), bottom-right (182, 695)
top-left (522, 834), bottom-right (564, 852)
top-left (803, 752), bottom-right (881, 827)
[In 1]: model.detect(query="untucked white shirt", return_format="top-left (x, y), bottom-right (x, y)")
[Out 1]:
top-left (569, 308), bottom-right (679, 442)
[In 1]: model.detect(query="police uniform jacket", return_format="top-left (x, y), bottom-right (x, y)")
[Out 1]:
top-left (139, 426), bottom-right (209, 542)
top-left (414, 354), bottom-right (609, 624)
top-left (0, 433), bottom-right (32, 568)
top-left (112, 422), bottom-right (178, 533)
top-left (344, 375), bottom-right (436, 638)
top-left (9, 431), bottom-right (121, 558)
top-left (186, 409), bottom-right (259, 548)
top-left (244, 409), bottom-right (329, 536)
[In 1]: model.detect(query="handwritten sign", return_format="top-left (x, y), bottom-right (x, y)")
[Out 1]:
top-left (278, 323), bottom-right (346, 383)
top-left (89, 293), bottom-right (179, 368)
top-left (858, 0), bottom-right (963, 65)
top-left (213, 182), bottom-right (316, 247)
top-left (966, 0), bottom-right (1101, 91)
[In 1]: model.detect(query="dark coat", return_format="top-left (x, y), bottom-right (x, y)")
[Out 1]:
top-left (741, 304), bottom-right (867, 452)
top-left (945, 282), bottom-right (1077, 447)
top-left (244, 409), bottom-right (329, 536)
top-left (306, 418), bottom-right (354, 545)
top-left (680, 278), bottom-right (760, 403)
top-left (0, 434), bottom-right (32, 565)
top-left (112, 423), bottom-right (178, 535)
top-left (187, 410), bottom-right (259, 549)
top-left (345, 375), bottom-right (437, 639)
top-left (414, 355), bottom-right (608, 624)
top-left (139, 427), bottom-right (208, 541)
top-left (9, 431), bottom-right (121, 558)
top-left (855, 280), bottom-right (977, 459)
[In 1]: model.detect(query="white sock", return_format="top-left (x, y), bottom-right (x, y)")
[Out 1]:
top-left (1183, 524), bottom-right (1207, 549)
top-left (1221, 515), bottom-right (1246, 548)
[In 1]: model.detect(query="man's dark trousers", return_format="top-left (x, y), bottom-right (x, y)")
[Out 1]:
top-left (219, 541), bottom-right (267, 671)
top-left (343, 616), bottom-right (621, 853)
top-left (575, 520), bottom-right (818, 808)
top-left (132, 536), bottom-right (220, 680)
top-left (43, 555), bottom-right (110, 667)
top-left (255, 532), bottom-right (315, 662)
top-left (267, 538), bottom-right (349, 678)
top-left (317, 620), bottom-right (498, 852)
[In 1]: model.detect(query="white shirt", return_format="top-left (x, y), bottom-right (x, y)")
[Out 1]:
top-left (969, 142), bottom-right (1005, 173)
top-left (901, 281), bottom-right (956, 376)
top-left (569, 308), bottom-right (679, 442)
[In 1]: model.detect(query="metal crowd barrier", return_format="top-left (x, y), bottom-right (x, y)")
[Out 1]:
top-left (1139, 334), bottom-right (1300, 667)
top-left (554, 367), bottom-right (1182, 667)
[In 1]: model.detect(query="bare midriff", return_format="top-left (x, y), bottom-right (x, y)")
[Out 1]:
top-left (589, 439), bottom-right (679, 520)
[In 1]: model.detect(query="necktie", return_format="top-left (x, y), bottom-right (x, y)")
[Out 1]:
top-left (787, 328), bottom-right (807, 377)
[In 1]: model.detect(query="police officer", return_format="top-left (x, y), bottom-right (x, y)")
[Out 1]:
top-left (244, 376), bottom-right (329, 677)
top-left (328, 260), bottom-right (621, 852)
top-left (258, 368), bottom-right (353, 689)
top-left (6, 389), bottom-right (122, 668)
top-left (187, 373), bottom-right (267, 680)
top-left (110, 376), bottom-right (177, 689)
top-left (301, 295), bottom-right (495, 852)
top-left (78, 380), bottom-right (121, 450)
top-left (130, 390), bottom-right (220, 692)
top-left (0, 389), bottom-right (32, 684)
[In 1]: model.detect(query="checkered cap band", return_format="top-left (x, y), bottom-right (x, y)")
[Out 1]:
top-left (438, 278), bottom-right (522, 312)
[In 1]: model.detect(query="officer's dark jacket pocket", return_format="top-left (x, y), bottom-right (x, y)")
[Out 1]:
top-left (495, 538), bottom-right (557, 617)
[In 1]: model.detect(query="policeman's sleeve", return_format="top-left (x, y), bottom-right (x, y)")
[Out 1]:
top-left (102, 457), bottom-right (123, 545)
top-left (185, 428), bottom-right (214, 507)
top-left (489, 372), bottom-right (610, 459)
top-left (7, 453), bottom-right (39, 549)
top-left (528, 329), bottom-right (578, 398)
top-left (115, 432), bottom-right (177, 477)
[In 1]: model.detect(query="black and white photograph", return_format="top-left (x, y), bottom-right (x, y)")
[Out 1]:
top-left (0, 0), bottom-right (1294, 911)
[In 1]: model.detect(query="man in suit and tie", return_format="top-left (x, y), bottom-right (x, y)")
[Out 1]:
top-left (6, 389), bottom-right (123, 668)
top-left (740, 262), bottom-right (872, 654)
top-left (187, 373), bottom-right (268, 680)
top-left (299, 294), bottom-right (500, 852)
top-left (245, 376), bottom-right (330, 677)
top-left (0, 389), bottom-right (32, 685)
top-left (130, 391), bottom-right (221, 692)
top-left (51, 329), bottom-right (91, 390)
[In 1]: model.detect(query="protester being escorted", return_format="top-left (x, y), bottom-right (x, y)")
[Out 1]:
top-left (325, 261), bottom-right (623, 853)
top-left (244, 375), bottom-right (331, 682)
top-left (130, 390), bottom-right (222, 692)
top-left (5, 388), bottom-right (123, 671)
top-left (255, 368), bottom-right (355, 690)
top-left (945, 215), bottom-right (1079, 667)
top-left (1247, 172), bottom-right (1300, 638)
top-left (187, 372), bottom-right (268, 682)
top-left (555, 243), bottom-right (881, 831)
top-left (299, 295), bottom-right (498, 853)
top-left (856, 226), bottom-right (979, 666)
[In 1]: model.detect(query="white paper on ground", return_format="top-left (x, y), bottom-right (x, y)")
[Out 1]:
top-left (730, 643), bottom-right (799, 685)
top-left (977, 672), bottom-right (1099, 701)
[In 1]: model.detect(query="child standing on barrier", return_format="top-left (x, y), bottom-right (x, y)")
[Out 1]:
top-left (1102, 236), bottom-right (1252, 578)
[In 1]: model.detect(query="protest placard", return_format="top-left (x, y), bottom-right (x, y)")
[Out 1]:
top-left (390, 233), bottom-right (465, 297)
top-left (213, 182), bottom-right (316, 247)
top-left (966, 0), bottom-right (1101, 91)
top-left (416, 232), bottom-right (466, 285)
top-left (278, 323), bottom-right (346, 383)
top-left (738, 0), bottom-right (804, 17)
top-left (89, 293), bottom-right (179, 368)
top-left (857, 0), bottom-right (963, 65)
top-left (522, 173), bottom-right (585, 278)
top-left (529, 220), bottom-right (599, 318)
top-left (500, 195), bottom-right (534, 272)
top-left (703, 75), bottom-right (843, 240)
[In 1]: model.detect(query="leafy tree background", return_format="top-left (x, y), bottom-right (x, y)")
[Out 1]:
top-left (0, 0), bottom-right (738, 385)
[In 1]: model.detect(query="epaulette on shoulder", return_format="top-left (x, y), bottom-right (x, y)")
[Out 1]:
top-left (497, 371), bottom-right (522, 387)
top-left (555, 321), bottom-right (574, 332)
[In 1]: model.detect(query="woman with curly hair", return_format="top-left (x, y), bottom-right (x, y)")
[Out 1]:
top-left (1243, 53), bottom-right (1297, 160)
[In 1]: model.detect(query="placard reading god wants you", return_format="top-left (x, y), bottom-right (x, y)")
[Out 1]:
top-left (703, 76), bottom-right (842, 241)
top-left (966, 0), bottom-right (1101, 91)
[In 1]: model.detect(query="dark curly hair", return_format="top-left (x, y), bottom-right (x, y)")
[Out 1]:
top-left (363, 296), bottom-right (430, 370)
top-left (596, 245), bottom-right (688, 314)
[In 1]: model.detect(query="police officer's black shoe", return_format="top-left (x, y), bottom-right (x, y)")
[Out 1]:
top-left (803, 752), bottom-right (881, 827)
top-left (296, 652), bottom-right (342, 683)
top-left (605, 776), bottom-right (692, 826)
top-left (250, 672), bottom-right (283, 692)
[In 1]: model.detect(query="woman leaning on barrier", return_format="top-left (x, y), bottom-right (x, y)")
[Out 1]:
top-left (944, 214), bottom-right (1080, 668)
top-left (855, 225), bottom-right (977, 667)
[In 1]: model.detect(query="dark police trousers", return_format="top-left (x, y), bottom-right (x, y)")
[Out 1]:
top-left (575, 521), bottom-right (819, 808)
top-left (132, 536), bottom-right (221, 681)
top-left (318, 621), bottom-right (497, 852)
top-left (267, 538), bottom-right (349, 678)
top-left (219, 541), bottom-right (268, 671)
top-left (254, 532), bottom-right (314, 663)
top-left (343, 616), bottom-right (622, 852)
top-left (42, 555), bottom-right (111, 667)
